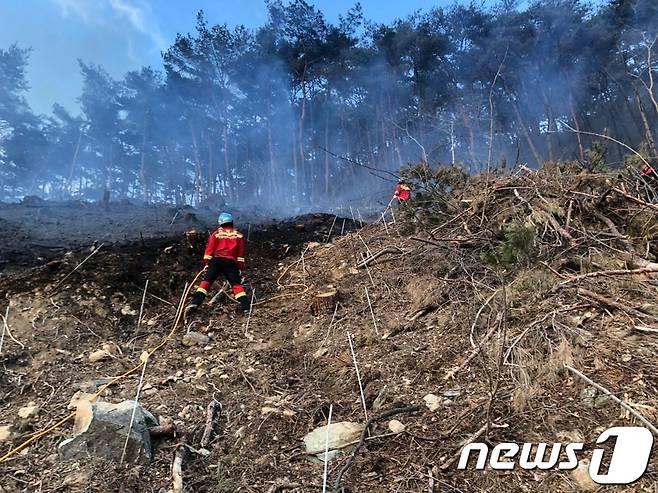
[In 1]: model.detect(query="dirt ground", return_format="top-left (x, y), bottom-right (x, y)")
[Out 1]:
top-left (1, 169), bottom-right (658, 492)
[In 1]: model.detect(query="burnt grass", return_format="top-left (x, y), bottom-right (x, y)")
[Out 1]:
top-left (1, 169), bottom-right (658, 492)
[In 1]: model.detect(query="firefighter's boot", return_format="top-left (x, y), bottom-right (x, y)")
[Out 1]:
top-left (185, 290), bottom-right (206, 318)
top-left (238, 294), bottom-right (250, 313)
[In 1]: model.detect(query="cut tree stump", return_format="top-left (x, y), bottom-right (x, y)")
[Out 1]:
top-left (183, 212), bottom-right (198, 223)
top-left (184, 229), bottom-right (204, 254)
top-left (311, 288), bottom-right (339, 316)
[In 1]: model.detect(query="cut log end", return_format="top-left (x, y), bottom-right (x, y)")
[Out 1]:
top-left (310, 288), bottom-right (339, 316)
top-left (184, 229), bottom-right (204, 254)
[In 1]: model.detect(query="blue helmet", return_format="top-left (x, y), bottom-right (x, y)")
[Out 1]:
top-left (218, 212), bottom-right (233, 225)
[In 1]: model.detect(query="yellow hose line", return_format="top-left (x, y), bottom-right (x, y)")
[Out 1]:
top-left (1, 253), bottom-right (311, 464)
top-left (0, 271), bottom-right (203, 465)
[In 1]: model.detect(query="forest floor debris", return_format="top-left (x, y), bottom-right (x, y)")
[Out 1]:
top-left (0, 164), bottom-right (657, 492)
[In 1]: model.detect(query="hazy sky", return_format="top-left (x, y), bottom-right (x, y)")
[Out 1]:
top-left (0, 0), bottom-right (532, 115)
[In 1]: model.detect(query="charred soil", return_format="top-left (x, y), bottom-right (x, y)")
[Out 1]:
top-left (1, 166), bottom-right (658, 492)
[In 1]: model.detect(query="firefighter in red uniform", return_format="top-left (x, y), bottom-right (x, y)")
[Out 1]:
top-left (185, 212), bottom-right (250, 316)
top-left (641, 163), bottom-right (658, 183)
top-left (394, 179), bottom-right (411, 203)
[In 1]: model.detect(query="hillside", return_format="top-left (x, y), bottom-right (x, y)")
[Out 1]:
top-left (0, 164), bottom-right (657, 492)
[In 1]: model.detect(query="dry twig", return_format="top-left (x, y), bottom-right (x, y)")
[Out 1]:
top-left (50, 243), bottom-right (104, 292)
top-left (200, 400), bottom-right (221, 449)
top-left (566, 365), bottom-right (658, 436)
top-left (172, 427), bottom-right (189, 493)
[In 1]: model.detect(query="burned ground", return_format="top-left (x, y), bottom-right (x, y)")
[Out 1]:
top-left (1, 166), bottom-right (658, 492)
top-left (0, 199), bottom-right (329, 275)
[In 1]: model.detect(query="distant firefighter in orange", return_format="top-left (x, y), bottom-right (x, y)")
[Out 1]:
top-left (393, 179), bottom-right (411, 203)
top-left (641, 163), bottom-right (657, 183)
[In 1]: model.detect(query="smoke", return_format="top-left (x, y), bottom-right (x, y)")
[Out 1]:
top-left (1, 0), bottom-right (657, 215)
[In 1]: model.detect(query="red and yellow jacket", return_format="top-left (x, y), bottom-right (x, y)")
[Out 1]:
top-left (641, 164), bottom-right (657, 179)
top-left (394, 183), bottom-right (411, 201)
top-left (203, 226), bottom-right (246, 269)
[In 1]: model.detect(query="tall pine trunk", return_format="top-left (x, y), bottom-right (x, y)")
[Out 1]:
top-left (66, 129), bottom-right (83, 197)
top-left (189, 122), bottom-right (203, 206)
top-left (267, 89), bottom-right (278, 204)
top-left (139, 113), bottom-right (149, 202)
top-left (298, 63), bottom-right (308, 203)
top-left (635, 89), bottom-right (658, 159)
top-left (512, 101), bottom-right (542, 166)
top-left (569, 89), bottom-right (585, 162)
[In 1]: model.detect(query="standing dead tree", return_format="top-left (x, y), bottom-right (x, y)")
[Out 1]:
top-left (628, 33), bottom-right (658, 117)
top-left (487, 47), bottom-right (509, 172)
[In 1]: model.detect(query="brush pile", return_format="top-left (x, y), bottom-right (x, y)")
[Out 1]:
top-left (0, 163), bottom-right (657, 492)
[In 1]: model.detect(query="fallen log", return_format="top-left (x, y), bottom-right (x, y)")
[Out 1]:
top-left (171, 423), bottom-right (189, 493)
top-left (591, 210), bottom-right (635, 253)
top-left (149, 421), bottom-right (187, 439)
top-left (410, 236), bottom-right (480, 248)
top-left (577, 288), bottom-right (658, 324)
top-left (612, 187), bottom-right (658, 213)
top-left (544, 211), bottom-right (574, 244)
top-left (533, 200), bottom-right (574, 245)
top-left (589, 210), bottom-right (658, 269)
top-left (356, 246), bottom-right (404, 268)
top-left (266, 480), bottom-right (313, 493)
top-left (558, 266), bottom-right (658, 286)
top-left (634, 325), bottom-right (658, 334)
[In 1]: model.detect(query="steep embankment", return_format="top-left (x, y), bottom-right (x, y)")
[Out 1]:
top-left (1, 166), bottom-right (658, 492)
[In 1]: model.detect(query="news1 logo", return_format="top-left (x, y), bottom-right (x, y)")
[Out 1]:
top-left (457, 427), bottom-right (653, 484)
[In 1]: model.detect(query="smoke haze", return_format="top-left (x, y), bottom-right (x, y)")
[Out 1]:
top-left (0, 0), bottom-right (657, 214)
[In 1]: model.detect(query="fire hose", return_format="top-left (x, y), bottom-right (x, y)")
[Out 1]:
top-left (0, 256), bottom-right (311, 464)
top-left (0, 270), bottom-right (204, 464)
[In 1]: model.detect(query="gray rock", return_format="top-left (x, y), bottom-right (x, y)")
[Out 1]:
top-left (579, 386), bottom-right (596, 408)
top-left (17, 403), bottom-right (39, 419)
top-left (182, 331), bottom-right (210, 347)
top-left (89, 349), bottom-right (110, 363)
top-left (594, 394), bottom-right (613, 409)
top-left (443, 389), bottom-right (461, 399)
top-left (303, 421), bottom-right (364, 455)
top-left (58, 400), bottom-right (158, 463)
top-left (0, 425), bottom-right (16, 443)
top-left (388, 419), bottom-right (406, 433)
top-left (68, 391), bottom-right (99, 410)
top-left (423, 393), bottom-right (441, 412)
top-left (307, 449), bottom-right (344, 464)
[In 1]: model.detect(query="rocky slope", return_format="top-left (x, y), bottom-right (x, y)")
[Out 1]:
top-left (1, 165), bottom-right (657, 492)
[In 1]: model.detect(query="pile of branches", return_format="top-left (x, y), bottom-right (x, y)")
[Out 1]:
top-left (365, 161), bottom-right (658, 440)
